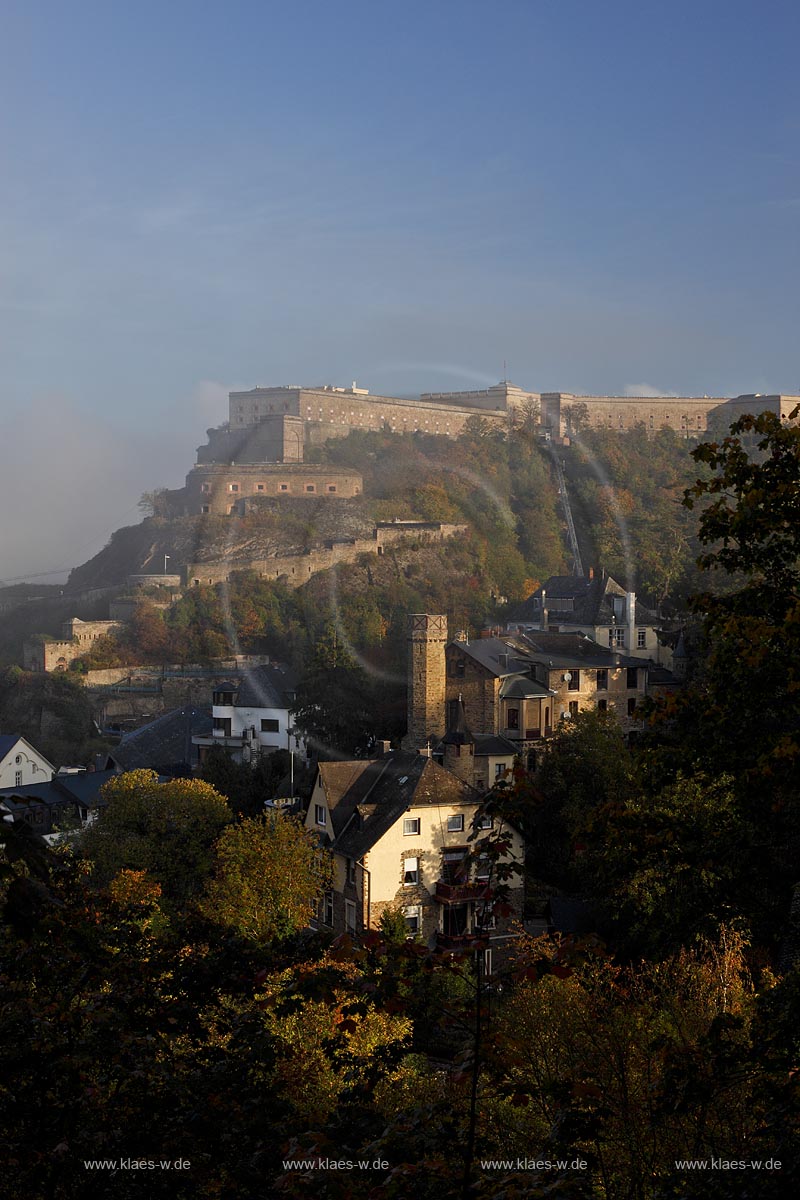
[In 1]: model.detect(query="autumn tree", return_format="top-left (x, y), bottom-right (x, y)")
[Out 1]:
top-left (82, 770), bottom-right (232, 905)
top-left (200, 813), bottom-right (332, 942)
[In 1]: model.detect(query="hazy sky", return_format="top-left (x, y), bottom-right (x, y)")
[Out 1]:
top-left (1, 0), bottom-right (798, 581)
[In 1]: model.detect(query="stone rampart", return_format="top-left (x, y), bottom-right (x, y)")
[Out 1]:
top-left (185, 523), bottom-right (468, 588)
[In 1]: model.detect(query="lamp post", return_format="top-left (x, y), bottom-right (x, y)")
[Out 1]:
top-left (164, 554), bottom-right (170, 575)
top-left (287, 726), bottom-right (296, 799)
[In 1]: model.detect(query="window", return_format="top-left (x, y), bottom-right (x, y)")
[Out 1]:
top-left (596, 668), bottom-right (608, 690)
top-left (201, 504), bottom-right (210, 514)
top-left (15, 770), bottom-right (22, 787)
top-left (597, 698), bottom-right (608, 712)
top-left (495, 762), bottom-right (508, 777)
top-left (447, 814), bottom-right (464, 833)
top-left (404, 905), bottom-right (421, 935)
top-left (567, 700), bottom-right (578, 718)
top-left (477, 814), bottom-right (493, 830)
top-left (201, 482), bottom-right (211, 492)
top-left (626, 667), bottom-right (638, 689)
top-left (228, 505), bottom-right (237, 514)
top-left (609, 627), bottom-right (624, 647)
top-left (506, 707), bottom-right (519, 729)
top-left (327, 485), bottom-right (337, 493)
top-left (305, 484), bottom-right (316, 493)
top-left (323, 890), bottom-right (334, 927)
top-left (475, 854), bottom-right (491, 881)
top-left (228, 483), bottom-right (239, 492)
top-left (260, 718), bottom-right (280, 733)
top-left (345, 900), bottom-right (357, 934)
top-left (256, 483), bottom-right (265, 491)
top-left (213, 717), bottom-right (232, 737)
top-left (478, 902), bottom-right (497, 931)
top-left (403, 817), bottom-right (420, 836)
top-left (627, 698), bottom-right (638, 717)
top-left (315, 804), bottom-right (326, 827)
top-left (442, 848), bottom-right (467, 883)
top-left (637, 630), bottom-right (646, 648)
top-left (568, 671), bottom-right (580, 690)
top-left (346, 858), bottom-right (356, 884)
top-left (279, 483), bottom-right (289, 491)
top-left (403, 856), bottom-right (419, 885)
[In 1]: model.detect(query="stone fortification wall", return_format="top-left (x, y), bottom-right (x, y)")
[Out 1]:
top-left (185, 522), bottom-right (468, 588)
top-left (228, 385), bottom-right (508, 442)
top-left (541, 392), bottom-right (728, 437)
top-left (23, 618), bottom-right (123, 673)
top-left (196, 414), bottom-right (304, 464)
top-left (185, 463), bottom-right (364, 516)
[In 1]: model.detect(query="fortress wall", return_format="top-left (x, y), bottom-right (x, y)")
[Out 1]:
top-left (185, 523), bottom-right (468, 588)
top-left (185, 463), bottom-right (364, 515)
top-left (543, 392), bottom-right (727, 437)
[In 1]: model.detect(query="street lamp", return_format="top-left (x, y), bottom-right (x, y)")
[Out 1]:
top-left (164, 554), bottom-right (170, 575)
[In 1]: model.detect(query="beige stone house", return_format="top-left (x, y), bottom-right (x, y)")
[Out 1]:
top-left (405, 614), bottom-right (650, 767)
top-left (506, 571), bottom-right (660, 661)
top-left (304, 751), bottom-right (524, 974)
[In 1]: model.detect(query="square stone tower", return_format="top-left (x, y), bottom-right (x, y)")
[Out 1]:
top-left (404, 613), bottom-right (448, 750)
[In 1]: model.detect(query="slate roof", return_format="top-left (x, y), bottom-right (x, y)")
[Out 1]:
top-left (0, 734), bottom-right (23, 760)
top-left (472, 734), bottom-right (519, 757)
top-left (323, 752), bottom-right (478, 860)
top-left (0, 770), bottom-right (118, 817)
top-left (515, 631), bottom-right (642, 670)
top-left (499, 674), bottom-right (553, 699)
top-left (457, 638), bottom-right (537, 677)
top-left (509, 573), bottom-right (658, 627)
top-left (0, 733), bottom-right (55, 772)
top-left (218, 663), bottom-right (298, 710)
top-left (114, 706), bottom-right (212, 773)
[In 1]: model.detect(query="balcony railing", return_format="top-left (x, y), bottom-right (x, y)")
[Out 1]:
top-left (435, 880), bottom-right (491, 903)
top-left (436, 931), bottom-right (481, 951)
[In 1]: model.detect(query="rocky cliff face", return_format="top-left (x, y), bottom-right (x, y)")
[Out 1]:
top-left (65, 498), bottom-right (378, 591)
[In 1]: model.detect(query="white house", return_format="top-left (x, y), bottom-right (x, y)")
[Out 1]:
top-left (0, 734), bottom-right (55, 789)
top-left (193, 663), bottom-right (306, 766)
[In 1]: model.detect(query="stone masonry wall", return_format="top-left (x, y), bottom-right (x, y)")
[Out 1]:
top-left (185, 524), bottom-right (467, 588)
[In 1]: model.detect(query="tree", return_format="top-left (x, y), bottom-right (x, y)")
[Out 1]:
top-left (199, 813), bottom-right (333, 942)
top-left (138, 487), bottom-right (171, 518)
top-left (82, 770), bottom-right (232, 905)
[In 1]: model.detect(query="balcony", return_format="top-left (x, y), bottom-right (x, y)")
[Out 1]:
top-left (435, 880), bottom-right (491, 903)
top-left (436, 931), bottom-right (481, 951)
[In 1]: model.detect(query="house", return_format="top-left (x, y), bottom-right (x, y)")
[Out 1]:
top-left (304, 750), bottom-right (524, 974)
top-left (192, 664), bottom-right (305, 766)
top-left (0, 769), bottom-right (118, 839)
top-left (0, 735), bottom-right (55, 789)
top-left (505, 571), bottom-right (660, 660)
top-left (405, 615), bottom-right (650, 762)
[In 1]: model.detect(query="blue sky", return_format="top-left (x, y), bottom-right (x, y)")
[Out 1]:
top-left (1, 0), bottom-right (798, 580)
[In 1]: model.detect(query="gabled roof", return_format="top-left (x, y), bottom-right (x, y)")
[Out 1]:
top-left (321, 752), bottom-right (478, 860)
top-left (509, 573), bottom-right (658, 627)
top-left (0, 734), bottom-right (55, 772)
top-left (454, 638), bottom-right (533, 678)
top-left (115, 706), bottom-right (212, 773)
top-left (499, 673), bottom-right (553, 699)
top-left (515, 631), bottom-right (643, 670)
top-left (229, 663), bottom-right (298, 710)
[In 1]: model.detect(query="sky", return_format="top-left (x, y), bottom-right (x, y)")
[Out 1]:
top-left (1, 0), bottom-right (798, 582)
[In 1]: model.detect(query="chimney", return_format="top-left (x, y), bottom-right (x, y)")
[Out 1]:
top-left (627, 591), bottom-right (636, 650)
top-left (499, 652), bottom-right (509, 670)
top-left (378, 739), bottom-right (392, 756)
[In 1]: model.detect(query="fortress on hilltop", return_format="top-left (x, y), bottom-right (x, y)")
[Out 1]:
top-left (181, 380), bottom-right (799, 516)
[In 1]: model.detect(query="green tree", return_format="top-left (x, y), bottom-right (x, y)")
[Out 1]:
top-left (199, 813), bottom-right (332, 942)
top-left (82, 770), bottom-right (232, 905)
